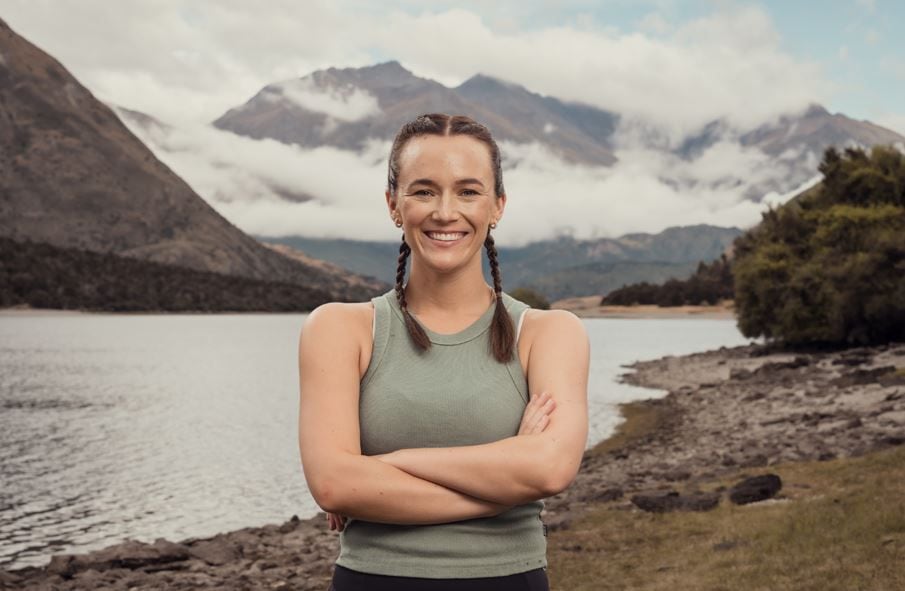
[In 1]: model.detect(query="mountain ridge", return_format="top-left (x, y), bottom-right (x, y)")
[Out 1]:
top-left (0, 17), bottom-right (388, 303)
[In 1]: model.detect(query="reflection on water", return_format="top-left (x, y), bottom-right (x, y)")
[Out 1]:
top-left (0, 312), bottom-right (751, 570)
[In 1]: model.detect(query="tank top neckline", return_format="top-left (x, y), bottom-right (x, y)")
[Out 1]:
top-left (383, 286), bottom-right (502, 345)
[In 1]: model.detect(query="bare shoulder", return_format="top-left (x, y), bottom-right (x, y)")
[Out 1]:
top-left (521, 308), bottom-right (587, 341)
top-left (299, 301), bottom-right (373, 347)
top-left (519, 308), bottom-right (588, 375)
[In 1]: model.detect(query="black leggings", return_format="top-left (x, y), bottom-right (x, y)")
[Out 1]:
top-left (328, 564), bottom-right (550, 591)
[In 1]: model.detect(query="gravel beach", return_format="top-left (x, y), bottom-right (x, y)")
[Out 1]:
top-left (3, 341), bottom-right (904, 590)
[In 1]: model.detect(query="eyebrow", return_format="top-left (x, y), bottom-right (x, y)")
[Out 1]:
top-left (407, 178), bottom-right (486, 189)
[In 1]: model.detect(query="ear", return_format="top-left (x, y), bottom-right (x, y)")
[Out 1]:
top-left (385, 189), bottom-right (397, 221)
top-left (494, 192), bottom-right (507, 222)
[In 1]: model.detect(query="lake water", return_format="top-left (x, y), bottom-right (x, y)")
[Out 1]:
top-left (0, 312), bottom-right (752, 570)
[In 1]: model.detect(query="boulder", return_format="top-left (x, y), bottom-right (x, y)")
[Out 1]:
top-left (728, 474), bottom-right (782, 505)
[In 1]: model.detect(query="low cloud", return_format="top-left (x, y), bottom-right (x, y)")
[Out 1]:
top-left (264, 78), bottom-right (382, 122)
top-left (119, 111), bottom-right (792, 246)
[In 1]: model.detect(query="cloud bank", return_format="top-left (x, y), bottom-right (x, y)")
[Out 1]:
top-left (7, 1), bottom-right (835, 243)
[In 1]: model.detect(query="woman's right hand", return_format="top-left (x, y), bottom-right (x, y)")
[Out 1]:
top-left (517, 391), bottom-right (555, 435)
top-left (327, 511), bottom-right (347, 532)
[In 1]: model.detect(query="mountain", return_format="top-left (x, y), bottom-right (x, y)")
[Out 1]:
top-left (0, 17), bottom-right (386, 303)
top-left (259, 224), bottom-right (742, 301)
top-left (675, 104), bottom-right (905, 200)
top-left (212, 61), bottom-right (904, 204)
top-left (212, 61), bottom-right (618, 166)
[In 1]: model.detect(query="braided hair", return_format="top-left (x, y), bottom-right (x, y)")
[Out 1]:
top-left (388, 113), bottom-right (515, 363)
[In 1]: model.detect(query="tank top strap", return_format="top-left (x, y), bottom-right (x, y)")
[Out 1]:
top-left (500, 291), bottom-right (531, 404)
top-left (361, 291), bottom-right (392, 388)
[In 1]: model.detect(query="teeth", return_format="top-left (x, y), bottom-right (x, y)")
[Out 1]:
top-left (427, 232), bottom-right (466, 241)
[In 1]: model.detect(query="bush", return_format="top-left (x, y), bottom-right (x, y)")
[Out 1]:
top-left (732, 145), bottom-right (905, 347)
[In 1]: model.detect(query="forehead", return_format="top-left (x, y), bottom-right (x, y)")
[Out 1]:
top-left (397, 134), bottom-right (493, 184)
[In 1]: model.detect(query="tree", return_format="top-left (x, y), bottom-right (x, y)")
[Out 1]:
top-left (732, 145), bottom-right (905, 348)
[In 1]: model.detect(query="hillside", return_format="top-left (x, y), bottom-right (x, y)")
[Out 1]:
top-left (259, 224), bottom-right (742, 300)
top-left (0, 17), bottom-right (386, 304)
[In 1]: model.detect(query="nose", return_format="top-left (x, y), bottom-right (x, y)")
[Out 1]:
top-left (431, 190), bottom-right (460, 222)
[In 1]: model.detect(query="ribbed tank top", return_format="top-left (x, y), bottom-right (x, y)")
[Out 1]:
top-left (335, 286), bottom-right (547, 578)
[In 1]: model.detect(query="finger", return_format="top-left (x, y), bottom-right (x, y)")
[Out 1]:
top-left (527, 391), bottom-right (545, 408)
top-left (530, 400), bottom-right (555, 431)
top-left (528, 397), bottom-right (555, 425)
top-left (535, 413), bottom-right (550, 433)
top-left (530, 411), bottom-right (552, 434)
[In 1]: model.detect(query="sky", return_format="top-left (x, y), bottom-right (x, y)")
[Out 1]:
top-left (3, 0), bottom-right (903, 245)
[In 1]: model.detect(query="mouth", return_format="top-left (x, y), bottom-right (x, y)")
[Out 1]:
top-left (423, 230), bottom-right (468, 246)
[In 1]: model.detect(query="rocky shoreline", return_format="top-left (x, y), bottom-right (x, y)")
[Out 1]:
top-left (2, 342), bottom-right (904, 590)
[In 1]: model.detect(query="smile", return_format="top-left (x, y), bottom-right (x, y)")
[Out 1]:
top-left (424, 231), bottom-right (467, 244)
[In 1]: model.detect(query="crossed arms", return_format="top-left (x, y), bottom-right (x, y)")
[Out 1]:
top-left (297, 302), bottom-right (590, 527)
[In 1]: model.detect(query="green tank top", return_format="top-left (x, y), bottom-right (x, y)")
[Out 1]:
top-left (335, 286), bottom-right (547, 578)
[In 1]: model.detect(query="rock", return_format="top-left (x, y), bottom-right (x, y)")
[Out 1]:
top-left (581, 486), bottom-right (624, 503)
top-left (881, 434), bottom-right (905, 446)
top-left (728, 474), bottom-right (782, 505)
top-left (729, 368), bottom-right (753, 380)
top-left (884, 390), bottom-right (904, 401)
top-left (630, 490), bottom-right (721, 513)
top-left (831, 366), bottom-right (897, 387)
top-left (278, 515), bottom-right (302, 534)
top-left (662, 469), bottom-right (692, 482)
top-left (47, 538), bottom-right (191, 578)
top-left (755, 357), bottom-right (810, 374)
top-left (188, 539), bottom-right (241, 566)
top-left (0, 569), bottom-right (23, 585)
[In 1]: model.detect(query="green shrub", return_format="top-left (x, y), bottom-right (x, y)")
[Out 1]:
top-left (733, 145), bottom-right (905, 347)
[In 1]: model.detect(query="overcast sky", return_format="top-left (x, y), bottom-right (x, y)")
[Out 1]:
top-left (3, 0), bottom-right (903, 244)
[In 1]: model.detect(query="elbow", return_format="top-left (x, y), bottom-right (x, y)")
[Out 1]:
top-left (306, 467), bottom-right (348, 514)
top-left (541, 466), bottom-right (578, 497)
top-left (310, 480), bottom-right (343, 514)
top-left (537, 447), bottom-right (581, 498)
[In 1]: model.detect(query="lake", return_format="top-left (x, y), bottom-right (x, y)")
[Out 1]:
top-left (0, 311), bottom-right (752, 570)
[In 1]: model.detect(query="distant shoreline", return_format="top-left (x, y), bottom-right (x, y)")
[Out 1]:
top-left (0, 306), bottom-right (309, 316)
top-left (552, 295), bottom-right (736, 319)
top-left (1, 301), bottom-right (738, 319)
top-left (0, 306), bottom-right (90, 316)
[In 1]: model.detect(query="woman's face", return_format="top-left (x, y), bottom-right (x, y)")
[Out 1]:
top-left (387, 134), bottom-right (505, 274)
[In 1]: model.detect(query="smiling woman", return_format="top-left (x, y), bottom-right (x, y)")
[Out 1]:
top-left (297, 113), bottom-right (590, 591)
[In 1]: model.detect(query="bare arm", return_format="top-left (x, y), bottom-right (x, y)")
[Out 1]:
top-left (374, 310), bottom-right (590, 506)
top-left (299, 303), bottom-right (520, 525)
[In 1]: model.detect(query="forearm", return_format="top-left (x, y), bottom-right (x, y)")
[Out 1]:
top-left (380, 433), bottom-right (560, 506)
top-left (313, 452), bottom-right (514, 524)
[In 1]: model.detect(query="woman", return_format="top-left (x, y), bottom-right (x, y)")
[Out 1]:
top-left (298, 113), bottom-right (590, 590)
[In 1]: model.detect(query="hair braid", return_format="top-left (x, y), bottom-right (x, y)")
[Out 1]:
top-left (485, 231), bottom-right (515, 363)
top-left (395, 235), bottom-right (431, 353)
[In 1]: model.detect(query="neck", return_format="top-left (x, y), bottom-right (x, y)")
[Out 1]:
top-left (404, 254), bottom-right (495, 317)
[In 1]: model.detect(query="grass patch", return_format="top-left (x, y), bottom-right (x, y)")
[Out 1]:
top-left (548, 444), bottom-right (905, 590)
top-left (586, 400), bottom-right (668, 459)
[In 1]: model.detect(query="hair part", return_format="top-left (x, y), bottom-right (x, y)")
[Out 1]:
top-left (389, 113), bottom-right (514, 364)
